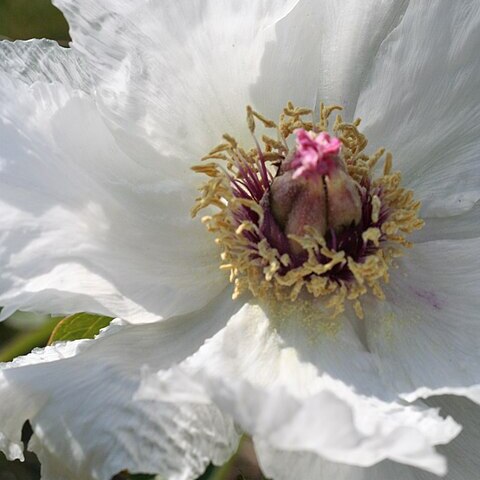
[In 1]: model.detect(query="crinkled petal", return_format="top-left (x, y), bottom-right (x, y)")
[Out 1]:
top-left (0, 65), bottom-right (225, 322)
top-left (142, 302), bottom-right (460, 475)
top-left (53, 0), bottom-right (409, 162)
top-left (0, 39), bottom-right (92, 92)
top-left (363, 238), bottom-right (480, 404)
top-left (0, 291), bottom-right (239, 480)
top-left (256, 396), bottom-right (480, 480)
top-left (52, 0), bottom-right (302, 163)
top-left (356, 0), bottom-right (480, 218)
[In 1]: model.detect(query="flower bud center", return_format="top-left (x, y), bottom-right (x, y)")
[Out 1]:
top-left (270, 130), bottom-right (362, 254)
top-left (192, 103), bottom-right (424, 320)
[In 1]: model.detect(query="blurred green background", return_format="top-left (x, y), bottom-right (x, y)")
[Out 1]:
top-left (0, 2), bottom-right (263, 480)
top-left (0, 0), bottom-right (69, 43)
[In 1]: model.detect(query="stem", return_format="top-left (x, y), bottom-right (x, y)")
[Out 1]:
top-left (209, 455), bottom-right (237, 480)
top-left (0, 317), bottom-right (58, 362)
top-left (209, 436), bottom-right (246, 480)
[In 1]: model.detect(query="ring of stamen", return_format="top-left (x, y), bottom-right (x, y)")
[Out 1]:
top-left (192, 103), bottom-right (424, 319)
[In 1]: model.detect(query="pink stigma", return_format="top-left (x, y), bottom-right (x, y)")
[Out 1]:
top-left (290, 129), bottom-right (341, 179)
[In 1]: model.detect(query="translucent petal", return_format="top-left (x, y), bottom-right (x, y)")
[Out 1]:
top-left (0, 72), bottom-right (225, 322)
top-left (356, 0), bottom-right (480, 218)
top-left (363, 238), bottom-right (480, 404)
top-left (143, 303), bottom-right (460, 475)
top-left (0, 292), bottom-right (239, 480)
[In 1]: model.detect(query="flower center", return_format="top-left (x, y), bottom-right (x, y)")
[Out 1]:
top-left (192, 103), bottom-right (424, 319)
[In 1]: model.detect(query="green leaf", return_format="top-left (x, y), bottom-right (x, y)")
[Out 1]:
top-left (48, 313), bottom-right (113, 345)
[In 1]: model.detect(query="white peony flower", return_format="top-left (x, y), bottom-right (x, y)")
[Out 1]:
top-left (1, 1), bottom-right (480, 479)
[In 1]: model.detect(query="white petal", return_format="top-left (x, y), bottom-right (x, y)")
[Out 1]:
top-left (52, 0), bottom-right (302, 163)
top-left (427, 395), bottom-right (480, 480)
top-left (363, 238), bottom-right (480, 404)
top-left (254, 443), bottom-right (420, 480)
top-left (0, 39), bottom-right (92, 92)
top-left (0, 291), bottom-right (239, 480)
top-left (53, 0), bottom-right (409, 162)
top-left (253, 0), bottom-right (410, 121)
top-left (257, 396), bottom-right (480, 480)
top-left (413, 200), bottom-right (480, 243)
top-left (0, 68), bottom-right (225, 322)
top-left (152, 302), bottom-right (460, 474)
top-left (356, 0), bottom-right (480, 218)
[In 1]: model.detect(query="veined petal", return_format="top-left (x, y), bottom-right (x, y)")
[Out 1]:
top-left (251, 0), bottom-right (410, 121)
top-left (52, 0), bottom-right (409, 163)
top-left (0, 39), bottom-right (92, 92)
top-left (52, 0), bottom-right (302, 164)
top-left (0, 291), bottom-right (239, 480)
top-left (413, 200), bottom-right (480, 243)
top-left (363, 238), bottom-right (480, 404)
top-left (256, 396), bottom-right (480, 480)
top-left (356, 0), bottom-right (480, 218)
top-left (0, 69), bottom-right (225, 322)
top-left (145, 303), bottom-right (460, 475)
top-left (426, 396), bottom-right (480, 480)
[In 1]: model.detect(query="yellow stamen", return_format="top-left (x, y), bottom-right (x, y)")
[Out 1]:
top-left (192, 103), bottom-right (424, 320)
